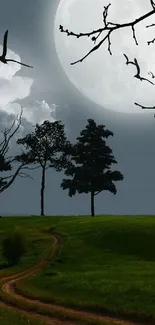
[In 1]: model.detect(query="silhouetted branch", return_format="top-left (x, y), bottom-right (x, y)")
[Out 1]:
top-left (0, 107), bottom-right (36, 193)
top-left (20, 165), bottom-right (40, 171)
top-left (94, 190), bottom-right (102, 196)
top-left (123, 53), bottom-right (154, 85)
top-left (0, 107), bottom-right (23, 156)
top-left (148, 71), bottom-right (155, 78)
top-left (18, 171), bottom-right (34, 180)
top-left (150, 0), bottom-right (155, 10)
top-left (60, 1), bottom-right (155, 112)
top-left (0, 175), bottom-right (15, 181)
top-left (0, 163), bottom-right (24, 193)
top-left (59, 3), bottom-right (155, 65)
top-left (0, 162), bottom-right (36, 193)
top-left (147, 37), bottom-right (155, 45)
top-left (134, 102), bottom-right (155, 109)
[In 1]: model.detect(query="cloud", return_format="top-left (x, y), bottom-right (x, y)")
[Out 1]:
top-left (0, 99), bottom-right (58, 157)
top-left (11, 100), bottom-right (57, 125)
top-left (24, 100), bottom-right (57, 124)
top-left (0, 45), bottom-right (58, 128)
top-left (0, 100), bottom-right (58, 150)
top-left (0, 76), bottom-right (33, 107)
top-left (0, 45), bottom-right (33, 115)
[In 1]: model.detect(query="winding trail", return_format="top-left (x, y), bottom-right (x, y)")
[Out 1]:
top-left (0, 233), bottom-right (152, 325)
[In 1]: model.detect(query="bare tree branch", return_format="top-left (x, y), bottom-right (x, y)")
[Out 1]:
top-left (134, 102), bottom-right (155, 109)
top-left (0, 175), bottom-right (15, 181)
top-left (0, 107), bottom-right (23, 157)
top-left (20, 165), bottom-right (40, 171)
top-left (59, 4), bottom-right (155, 65)
top-left (94, 190), bottom-right (102, 196)
top-left (60, 1), bottom-right (155, 112)
top-left (148, 37), bottom-right (155, 45)
top-left (0, 106), bottom-right (36, 193)
top-left (18, 172), bottom-right (34, 180)
top-left (0, 163), bottom-right (24, 193)
top-left (146, 23), bottom-right (155, 27)
top-left (123, 53), bottom-right (154, 85)
top-left (0, 162), bottom-right (37, 193)
top-left (148, 71), bottom-right (155, 78)
top-left (135, 101), bottom-right (155, 117)
top-left (150, 0), bottom-right (155, 10)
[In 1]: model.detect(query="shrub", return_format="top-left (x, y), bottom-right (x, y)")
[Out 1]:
top-left (2, 230), bottom-right (26, 266)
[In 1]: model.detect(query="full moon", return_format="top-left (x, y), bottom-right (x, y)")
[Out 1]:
top-left (54, 0), bottom-right (155, 114)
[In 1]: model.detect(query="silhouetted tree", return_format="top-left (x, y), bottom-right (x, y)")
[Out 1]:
top-left (0, 107), bottom-right (32, 194)
top-left (60, 1), bottom-right (155, 111)
top-left (61, 119), bottom-right (123, 216)
top-left (17, 120), bottom-right (69, 216)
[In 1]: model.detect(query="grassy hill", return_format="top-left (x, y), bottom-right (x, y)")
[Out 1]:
top-left (1, 215), bottom-right (155, 324)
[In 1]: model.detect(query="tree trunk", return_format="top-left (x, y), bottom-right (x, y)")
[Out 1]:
top-left (91, 190), bottom-right (95, 216)
top-left (40, 166), bottom-right (46, 216)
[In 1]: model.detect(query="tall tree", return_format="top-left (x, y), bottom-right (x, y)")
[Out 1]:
top-left (17, 120), bottom-right (69, 216)
top-left (60, 1), bottom-right (155, 111)
top-left (61, 119), bottom-right (123, 216)
top-left (0, 108), bottom-right (32, 194)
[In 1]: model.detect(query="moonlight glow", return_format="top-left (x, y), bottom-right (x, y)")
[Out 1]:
top-left (54, 0), bottom-right (155, 114)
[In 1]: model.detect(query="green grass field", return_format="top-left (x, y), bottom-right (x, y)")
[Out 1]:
top-left (1, 215), bottom-right (155, 324)
top-left (0, 217), bottom-right (54, 325)
top-left (0, 216), bottom-right (54, 277)
top-left (0, 307), bottom-right (45, 325)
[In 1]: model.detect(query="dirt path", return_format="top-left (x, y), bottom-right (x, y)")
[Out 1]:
top-left (0, 233), bottom-right (152, 325)
top-left (0, 234), bottom-right (74, 325)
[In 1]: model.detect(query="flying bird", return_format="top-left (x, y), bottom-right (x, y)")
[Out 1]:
top-left (0, 30), bottom-right (33, 68)
top-left (123, 53), bottom-right (154, 85)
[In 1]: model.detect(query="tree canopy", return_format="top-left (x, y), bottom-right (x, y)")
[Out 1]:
top-left (17, 120), bottom-right (69, 216)
top-left (61, 119), bottom-right (124, 216)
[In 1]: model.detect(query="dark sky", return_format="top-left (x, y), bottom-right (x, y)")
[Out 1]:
top-left (0, 0), bottom-right (155, 216)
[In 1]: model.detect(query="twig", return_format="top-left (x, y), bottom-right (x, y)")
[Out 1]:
top-left (18, 172), bottom-right (34, 180)
top-left (0, 106), bottom-right (23, 156)
top-left (150, 0), bottom-right (155, 10)
top-left (123, 54), bottom-right (154, 85)
top-left (148, 71), bottom-right (155, 78)
top-left (135, 102), bottom-right (155, 109)
top-left (59, 3), bottom-right (155, 65)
